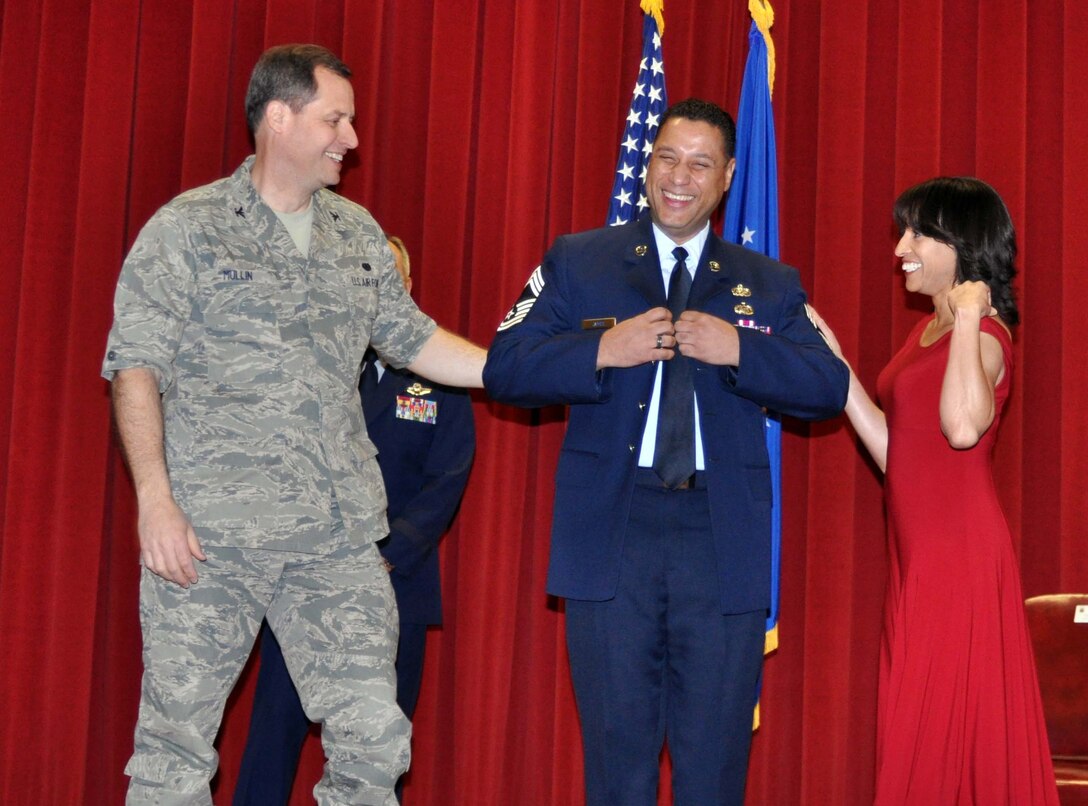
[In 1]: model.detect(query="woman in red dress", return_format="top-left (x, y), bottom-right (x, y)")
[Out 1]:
top-left (809, 177), bottom-right (1058, 804)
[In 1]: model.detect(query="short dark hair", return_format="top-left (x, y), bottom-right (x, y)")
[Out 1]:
top-left (893, 177), bottom-right (1019, 325)
top-left (658, 98), bottom-right (736, 160)
top-left (245, 44), bottom-right (351, 136)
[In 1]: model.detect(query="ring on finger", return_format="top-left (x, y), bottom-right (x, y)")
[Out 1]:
top-left (655, 333), bottom-right (663, 349)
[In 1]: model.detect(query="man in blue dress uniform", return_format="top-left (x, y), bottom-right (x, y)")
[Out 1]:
top-left (484, 98), bottom-right (848, 805)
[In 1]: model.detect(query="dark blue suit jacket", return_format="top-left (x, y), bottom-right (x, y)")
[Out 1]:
top-left (484, 217), bottom-right (847, 614)
top-left (365, 363), bottom-right (475, 624)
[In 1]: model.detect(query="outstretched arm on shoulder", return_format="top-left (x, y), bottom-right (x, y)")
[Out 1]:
top-left (408, 327), bottom-right (487, 388)
top-left (806, 305), bottom-right (888, 472)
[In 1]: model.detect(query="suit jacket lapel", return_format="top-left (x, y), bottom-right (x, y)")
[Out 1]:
top-left (623, 217), bottom-right (667, 308)
top-left (364, 366), bottom-right (402, 428)
top-left (688, 234), bottom-right (733, 309)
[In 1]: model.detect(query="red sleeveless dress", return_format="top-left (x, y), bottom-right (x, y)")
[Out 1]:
top-left (874, 316), bottom-right (1058, 804)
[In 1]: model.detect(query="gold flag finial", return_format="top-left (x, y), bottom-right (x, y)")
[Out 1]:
top-left (748, 0), bottom-right (776, 98)
top-left (641, 0), bottom-right (665, 37)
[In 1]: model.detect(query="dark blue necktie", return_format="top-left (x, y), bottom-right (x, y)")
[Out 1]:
top-left (652, 246), bottom-right (695, 488)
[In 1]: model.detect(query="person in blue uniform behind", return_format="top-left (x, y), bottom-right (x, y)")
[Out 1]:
top-left (484, 98), bottom-right (848, 805)
top-left (234, 236), bottom-right (476, 804)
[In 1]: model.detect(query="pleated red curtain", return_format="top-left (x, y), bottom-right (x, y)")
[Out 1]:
top-left (1, 2), bottom-right (1085, 804)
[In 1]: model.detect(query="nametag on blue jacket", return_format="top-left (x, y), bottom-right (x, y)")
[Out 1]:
top-left (396, 395), bottom-right (438, 424)
top-left (582, 317), bottom-right (616, 330)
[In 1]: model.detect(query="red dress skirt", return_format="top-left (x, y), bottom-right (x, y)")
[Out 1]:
top-left (874, 316), bottom-right (1057, 804)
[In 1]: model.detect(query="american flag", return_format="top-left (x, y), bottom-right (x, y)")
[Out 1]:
top-left (606, 4), bottom-right (668, 227)
top-left (498, 4), bottom-right (667, 333)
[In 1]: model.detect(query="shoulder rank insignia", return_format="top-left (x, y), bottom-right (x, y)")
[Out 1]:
top-left (497, 265), bottom-right (545, 332)
top-left (405, 382), bottom-right (432, 396)
top-left (734, 302), bottom-right (754, 316)
top-left (731, 284), bottom-right (751, 297)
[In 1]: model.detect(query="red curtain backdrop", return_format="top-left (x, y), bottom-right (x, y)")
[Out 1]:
top-left (1, 1), bottom-right (1085, 803)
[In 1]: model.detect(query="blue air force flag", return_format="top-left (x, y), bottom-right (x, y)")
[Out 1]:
top-left (721, 4), bottom-right (782, 724)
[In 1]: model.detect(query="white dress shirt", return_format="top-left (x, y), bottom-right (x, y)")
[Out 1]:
top-left (637, 222), bottom-right (708, 470)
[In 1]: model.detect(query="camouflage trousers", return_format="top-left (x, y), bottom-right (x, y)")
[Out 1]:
top-left (125, 536), bottom-right (409, 805)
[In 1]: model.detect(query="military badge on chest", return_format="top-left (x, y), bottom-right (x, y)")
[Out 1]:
top-left (396, 382), bottom-right (438, 424)
top-left (731, 284), bottom-right (772, 334)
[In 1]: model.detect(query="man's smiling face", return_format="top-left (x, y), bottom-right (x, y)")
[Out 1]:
top-left (279, 66), bottom-right (358, 194)
top-left (645, 117), bottom-right (735, 244)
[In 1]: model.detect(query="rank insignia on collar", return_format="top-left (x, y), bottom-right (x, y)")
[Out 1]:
top-left (731, 284), bottom-right (751, 297)
top-left (634, 244), bottom-right (649, 256)
top-left (734, 302), bottom-right (754, 316)
top-left (405, 382), bottom-right (433, 396)
top-left (709, 260), bottom-right (722, 272)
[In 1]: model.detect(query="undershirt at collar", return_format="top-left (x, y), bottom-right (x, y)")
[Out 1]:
top-left (273, 202), bottom-right (314, 257)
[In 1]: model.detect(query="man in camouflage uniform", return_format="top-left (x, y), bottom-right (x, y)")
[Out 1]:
top-left (102, 44), bottom-right (484, 805)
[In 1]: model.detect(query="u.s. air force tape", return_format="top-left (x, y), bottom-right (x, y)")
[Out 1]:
top-left (497, 265), bottom-right (545, 331)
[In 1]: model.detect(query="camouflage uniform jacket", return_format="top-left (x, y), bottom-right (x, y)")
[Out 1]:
top-left (103, 157), bottom-right (436, 552)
